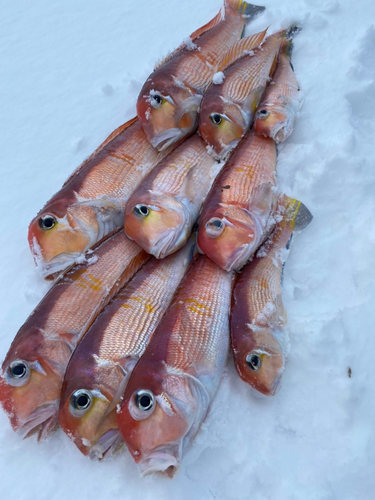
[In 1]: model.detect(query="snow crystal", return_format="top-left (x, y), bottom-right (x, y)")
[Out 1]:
top-left (212, 72), bottom-right (225, 84)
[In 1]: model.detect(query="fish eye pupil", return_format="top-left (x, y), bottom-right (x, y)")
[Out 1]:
top-left (246, 354), bottom-right (262, 371)
top-left (153, 95), bottom-right (162, 104)
top-left (77, 394), bottom-right (89, 408)
top-left (212, 219), bottom-right (223, 229)
top-left (39, 215), bottom-right (56, 230)
top-left (135, 390), bottom-right (154, 411)
top-left (210, 113), bottom-right (222, 125)
top-left (259, 109), bottom-right (268, 114)
top-left (9, 362), bottom-right (27, 378)
top-left (134, 205), bottom-right (150, 217)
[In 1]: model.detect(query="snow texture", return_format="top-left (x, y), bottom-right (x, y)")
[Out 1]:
top-left (213, 71), bottom-right (225, 84)
top-left (1, 0), bottom-right (375, 499)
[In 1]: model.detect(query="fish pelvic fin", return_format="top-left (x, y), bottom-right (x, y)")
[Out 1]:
top-left (217, 28), bottom-right (268, 72)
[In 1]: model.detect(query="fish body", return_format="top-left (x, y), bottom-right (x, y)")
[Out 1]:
top-left (28, 118), bottom-right (169, 278)
top-left (197, 131), bottom-right (277, 272)
top-left (199, 29), bottom-right (285, 159)
top-left (231, 197), bottom-right (312, 395)
top-left (137, 0), bottom-right (265, 151)
top-left (58, 238), bottom-right (196, 459)
top-left (0, 231), bottom-right (148, 440)
top-left (254, 38), bottom-right (301, 143)
top-left (117, 255), bottom-right (233, 476)
top-left (124, 134), bottom-right (223, 258)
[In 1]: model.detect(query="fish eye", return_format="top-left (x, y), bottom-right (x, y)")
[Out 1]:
top-left (210, 113), bottom-right (222, 126)
top-left (133, 205), bottom-right (150, 217)
top-left (150, 93), bottom-right (163, 108)
top-left (9, 360), bottom-right (28, 379)
top-left (39, 215), bottom-right (57, 231)
top-left (205, 218), bottom-right (225, 238)
top-left (135, 390), bottom-right (155, 412)
top-left (246, 353), bottom-right (262, 371)
top-left (6, 360), bottom-right (31, 387)
top-left (257, 109), bottom-right (269, 120)
top-left (70, 389), bottom-right (93, 416)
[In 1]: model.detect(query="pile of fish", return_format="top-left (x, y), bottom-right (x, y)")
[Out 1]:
top-left (0, 0), bottom-right (313, 477)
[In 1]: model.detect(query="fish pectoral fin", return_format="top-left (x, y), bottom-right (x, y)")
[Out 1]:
top-left (249, 182), bottom-right (277, 226)
top-left (99, 368), bottom-right (133, 424)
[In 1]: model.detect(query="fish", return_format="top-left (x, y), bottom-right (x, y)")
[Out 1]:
top-left (28, 117), bottom-right (171, 278)
top-left (254, 36), bottom-right (301, 143)
top-left (197, 130), bottom-right (278, 272)
top-left (137, 0), bottom-right (266, 151)
top-left (58, 237), bottom-right (196, 459)
top-left (124, 134), bottom-right (224, 258)
top-left (199, 28), bottom-right (287, 160)
top-left (231, 196), bottom-right (312, 395)
top-left (117, 255), bottom-right (233, 476)
top-left (0, 230), bottom-right (148, 440)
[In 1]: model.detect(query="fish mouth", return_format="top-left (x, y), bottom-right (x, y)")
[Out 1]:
top-left (17, 399), bottom-right (59, 441)
top-left (212, 139), bottom-right (240, 162)
top-left (151, 128), bottom-right (183, 151)
top-left (89, 429), bottom-right (124, 460)
top-left (269, 119), bottom-right (288, 144)
top-left (137, 443), bottom-right (182, 476)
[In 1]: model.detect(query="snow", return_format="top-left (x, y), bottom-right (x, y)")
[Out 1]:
top-left (1, 0), bottom-right (375, 498)
top-left (213, 71), bottom-right (225, 84)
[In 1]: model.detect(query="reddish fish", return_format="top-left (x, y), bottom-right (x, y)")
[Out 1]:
top-left (0, 231), bottom-right (148, 440)
top-left (199, 29), bottom-right (286, 159)
top-left (117, 256), bottom-right (233, 476)
top-left (254, 38), bottom-right (301, 143)
top-left (58, 238), bottom-right (196, 459)
top-left (28, 117), bottom-right (169, 278)
top-left (124, 134), bottom-right (223, 258)
top-left (231, 197), bottom-right (312, 395)
top-left (137, 0), bottom-right (265, 151)
top-left (197, 130), bottom-right (278, 272)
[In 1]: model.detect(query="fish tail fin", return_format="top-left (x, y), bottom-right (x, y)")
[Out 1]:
top-left (282, 196), bottom-right (313, 232)
top-left (225, 1), bottom-right (266, 22)
top-left (280, 26), bottom-right (302, 59)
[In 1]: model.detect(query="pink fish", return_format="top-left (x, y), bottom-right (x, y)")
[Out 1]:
top-left (117, 255), bottom-right (233, 475)
top-left (137, 0), bottom-right (265, 150)
top-left (231, 196), bottom-right (312, 395)
top-left (0, 231), bottom-right (148, 440)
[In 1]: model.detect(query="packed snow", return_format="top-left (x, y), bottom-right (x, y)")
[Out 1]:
top-left (1, 0), bottom-right (375, 499)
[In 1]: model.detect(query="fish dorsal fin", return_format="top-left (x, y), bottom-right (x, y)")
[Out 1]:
top-left (217, 28), bottom-right (268, 72)
top-left (62, 117), bottom-right (138, 187)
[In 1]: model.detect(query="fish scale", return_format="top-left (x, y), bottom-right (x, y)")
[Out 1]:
top-left (0, 230), bottom-right (148, 440)
top-left (28, 118), bottom-right (172, 277)
top-left (117, 255), bottom-right (233, 474)
top-left (231, 197), bottom-right (313, 395)
top-left (58, 239), bottom-right (195, 457)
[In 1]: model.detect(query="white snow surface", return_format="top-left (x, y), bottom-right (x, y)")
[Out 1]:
top-left (1, 1), bottom-right (375, 498)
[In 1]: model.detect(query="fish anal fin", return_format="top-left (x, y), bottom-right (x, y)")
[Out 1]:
top-left (217, 28), bottom-right (268, 72)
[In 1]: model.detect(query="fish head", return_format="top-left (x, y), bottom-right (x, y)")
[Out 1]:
top-left (254, 106), bottom-right (291, 144)
top-left (197, 204), bottom-right (261, 271)
top-left (28, 198), bottom-right (123, 277)
top-left (233, 326), bottom-right (285, 396)
top-left (125, 192), bottom-right (191, 258)
top-left (59, 380), bottom-right (122, 459)
top-left (0, 327), bottom-right (64, 439)
top-left (137, 77), bottom-right (200, 151)
top-left (199, 97), bottom-right (246, 160)
top-left (118, 363), bottom-right (207, 476)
